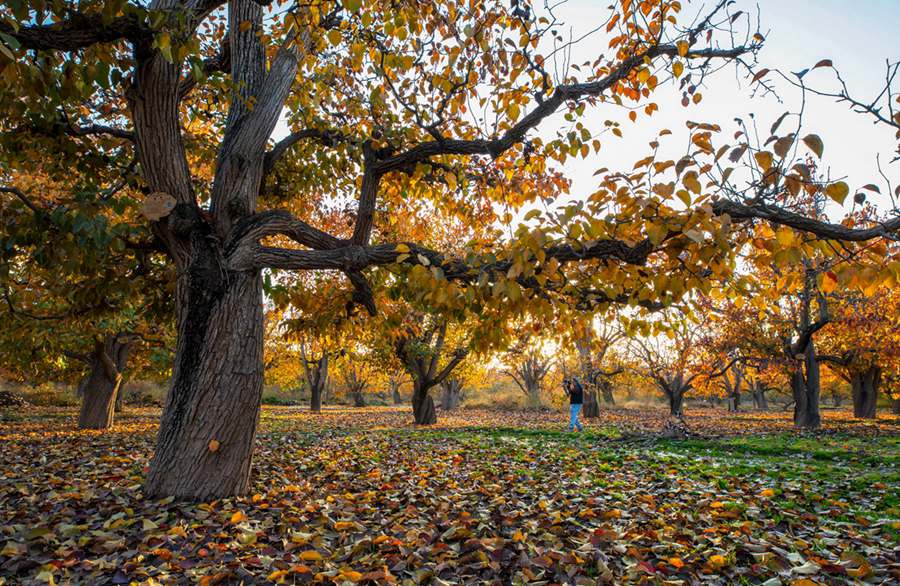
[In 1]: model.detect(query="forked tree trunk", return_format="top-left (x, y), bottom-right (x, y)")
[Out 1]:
top-left (76, 335), bottom-right (133, 430)
top-left (145, 272), bottom-right (264, 500)
top-left (440, 379), bottom-right (461, 410)
top-left (352, 388), bottom-right (366, 407)
top-left (412, 382), bottom-right (436, 425)
top-left (850, 366), bottom-right (880, 419)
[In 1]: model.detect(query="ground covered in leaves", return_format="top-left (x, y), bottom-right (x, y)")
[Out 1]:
top-left (0, 406), bottom-right (897, 585)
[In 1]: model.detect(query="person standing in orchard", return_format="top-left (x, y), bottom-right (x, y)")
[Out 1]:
top-left (564, 377), bottom-right (585, 432)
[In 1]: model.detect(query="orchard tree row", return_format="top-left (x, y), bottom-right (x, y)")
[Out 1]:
top-left (1, 0), bottom-right (898, 499)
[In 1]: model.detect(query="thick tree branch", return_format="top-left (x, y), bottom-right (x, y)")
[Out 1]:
top-left (713, 199), bottom-right (900, 241)
top-left (0, 13), bottom-right (150, 51)
top-left (0, 186), bottom-right (42, 214)
top-left (373, 45), bottom-right (755, 175)
top-left (263, 128), bottom-right (350, 177)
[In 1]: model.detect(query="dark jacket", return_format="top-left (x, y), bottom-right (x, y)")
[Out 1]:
top-left (568, 378), bottom-right (584, 405)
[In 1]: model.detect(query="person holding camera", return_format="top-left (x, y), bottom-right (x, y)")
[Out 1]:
top-left (564, 377), bottom-right (584, 432)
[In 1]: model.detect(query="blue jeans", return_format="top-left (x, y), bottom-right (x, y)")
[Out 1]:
top-left (569, 404), bottom-right (583, 432)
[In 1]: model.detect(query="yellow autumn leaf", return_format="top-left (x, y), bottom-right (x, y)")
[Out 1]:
top-left (754, 151), bottom-right (774, 171)
top-left (825, 181), bottom-right (849, 204)
top-left (327, 29), bottom-right (342, 46)
top-left (300, 550), bottom-right (323, 562)
top-left (708, 554), bottom-right (727, 568)
top-left (230, 510), bottom-right (246, 524)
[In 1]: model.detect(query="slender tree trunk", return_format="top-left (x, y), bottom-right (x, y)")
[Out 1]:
top-left (145, 271), bottom-right (264, 500)
top-left (77, 335), bottom-right (132, 430)
top-left (412, 381), bottom-right (437, 425)
top-left (792, 343), bottom-right (822, 429)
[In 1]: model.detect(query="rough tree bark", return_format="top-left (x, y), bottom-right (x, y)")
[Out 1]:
top-left (74, 334), bottom-right (134, 430)
top-left (146, 272), bottom-right (266, 499)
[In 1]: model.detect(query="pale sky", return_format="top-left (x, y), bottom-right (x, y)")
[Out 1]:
top-left (541, 0), bottom-right (900, 214)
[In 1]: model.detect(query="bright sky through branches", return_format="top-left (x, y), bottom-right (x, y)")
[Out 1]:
top-left (540, 0), bottom-right (900, 213)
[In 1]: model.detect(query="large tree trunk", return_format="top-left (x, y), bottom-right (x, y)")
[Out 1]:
top-left (850, 366), bottom-right (880, 419)
top-left (352, 388), bottom-right (366, 407)
top-left (893, 396), bottom-right (900, 415)
top-left (412, 382), bottom-right (436, 425)
top-left (440, 379), bottom-right (461, 410)
top-left (145, 272), bottom-right (264, 500)
top-left (76, 335), bottom-right (133, 430)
